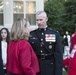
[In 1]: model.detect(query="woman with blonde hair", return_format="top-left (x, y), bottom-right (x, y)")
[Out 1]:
top-left (6, 18), bottom-right (39, 75)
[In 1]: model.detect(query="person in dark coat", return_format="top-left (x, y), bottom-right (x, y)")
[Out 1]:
top-left (29, 11), bottom-right (63, 75)
top-left (63, 31), bottom-right (71, 58)
top-left (0, 53), bottom-right (5, 75)
top-left (0, 28), bottom-right (10, 74)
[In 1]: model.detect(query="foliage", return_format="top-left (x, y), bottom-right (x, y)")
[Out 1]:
top-left (44, 0), bottom-right (76, 36)
top-left (44, 0), bottom-right (65, 36)
top-left (62, 0), bottom-right (76, 34)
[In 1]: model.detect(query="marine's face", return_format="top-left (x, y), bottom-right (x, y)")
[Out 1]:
top-left (36, 14), bottom-right (48, 28)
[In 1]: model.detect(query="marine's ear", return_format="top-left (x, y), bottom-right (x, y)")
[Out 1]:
top-left (46, 17), bottom-right (48, 22)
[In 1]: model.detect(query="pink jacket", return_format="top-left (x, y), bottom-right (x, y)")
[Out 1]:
top-left (6, 39), bottom-right (39, 75)
top-left (68, 32), bottom-right (76, 75)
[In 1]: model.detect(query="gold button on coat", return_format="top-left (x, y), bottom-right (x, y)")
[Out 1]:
top-left (49, 45), bottom-right (52, 49)
top-left (42, 33), bottom-right (44, 35)
top-left (41, 39), bottom-right (43, 41)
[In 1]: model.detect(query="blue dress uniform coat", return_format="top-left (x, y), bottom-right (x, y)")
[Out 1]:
top-left (29, 27), bottom-right (63, 75)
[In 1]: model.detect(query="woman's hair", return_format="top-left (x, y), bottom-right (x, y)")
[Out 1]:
top-left (10, 18), bottom-right (30, 41)
top-left (0, 28), bottom-right (10, 43)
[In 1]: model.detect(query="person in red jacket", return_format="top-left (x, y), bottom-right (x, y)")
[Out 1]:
top-left (63, 32), bottom-right (76, 75)
top-left (68, 32), bottom-right (76, 75)
top-left (6, 18), bottom-right (39, 75)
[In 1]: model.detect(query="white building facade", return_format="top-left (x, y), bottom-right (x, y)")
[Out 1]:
top-left (0, 0), bottom-right (44, 30)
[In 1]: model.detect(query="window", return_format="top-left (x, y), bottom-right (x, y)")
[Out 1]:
top-left (26, 1), bottom-right (36, 25)
top-left (0, 0), bottom-right (3, 25)
top-left (13, 0), bottom-right (36, 25)
top-left (13, 1), bottom-right (24, 22)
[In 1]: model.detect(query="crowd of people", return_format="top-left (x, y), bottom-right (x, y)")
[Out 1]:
top-left (0, 11), bottom-right (76, 75)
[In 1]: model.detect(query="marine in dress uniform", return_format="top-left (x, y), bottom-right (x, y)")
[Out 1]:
top-left (29, 27), bottom-right (63, 75)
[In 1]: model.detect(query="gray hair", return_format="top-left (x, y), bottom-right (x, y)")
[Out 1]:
top-left (36, 11), bottom-right (47, 17)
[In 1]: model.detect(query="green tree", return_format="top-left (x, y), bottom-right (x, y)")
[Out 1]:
top-left (44, 0), bottom-right (65, 35)
top-left (44, 0), bottom-right (76, 36)
top-left (62, 0), bottom-right (76, 34)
